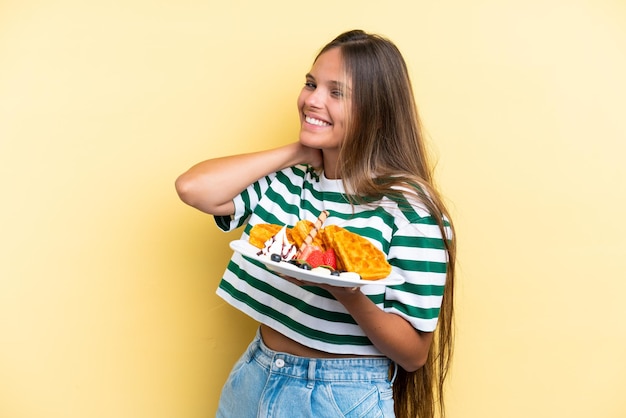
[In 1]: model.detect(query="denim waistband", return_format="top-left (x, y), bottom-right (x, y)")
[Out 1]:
top-left (246, 329), bottom-right (397, 384)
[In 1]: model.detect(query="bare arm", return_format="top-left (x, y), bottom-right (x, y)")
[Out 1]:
top-left (340, 290), bottom-right (433, 371)
top-left (175, 142), bottom-right (323, 215)
top-left (321, 285), bottom-right (432, 371)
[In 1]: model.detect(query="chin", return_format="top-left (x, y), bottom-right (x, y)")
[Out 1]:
top-left (298, 134), bottom-right (321, 148)
top-left (299, 134), bottom-right (338, 150)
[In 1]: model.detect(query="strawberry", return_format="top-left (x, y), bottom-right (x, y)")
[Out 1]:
top-left (305, 249), bottom-right (324, 268)
top-left (322, 248), bottom-right (337, 270)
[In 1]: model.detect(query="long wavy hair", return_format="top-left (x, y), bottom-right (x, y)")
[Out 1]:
top-left (316, 30), bottom-right (457, 418)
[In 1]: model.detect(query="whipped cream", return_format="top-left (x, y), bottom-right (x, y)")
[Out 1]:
top-left (338, 271), bottom-right (361, 281)
top-left (257, 226), bottom-right (297, 261)
top-left (311, 267), bottom-right (332, 275)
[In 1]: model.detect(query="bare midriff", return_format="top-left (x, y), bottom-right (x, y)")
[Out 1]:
top-left (260, 324), bottom-right (383, 359)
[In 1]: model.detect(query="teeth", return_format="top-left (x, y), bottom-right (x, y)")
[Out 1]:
top-left (305, 116), bottom-right (331, 127)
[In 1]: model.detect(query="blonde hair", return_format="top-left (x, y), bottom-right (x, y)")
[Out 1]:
top-left (316, 30), bottom-right (457, 418)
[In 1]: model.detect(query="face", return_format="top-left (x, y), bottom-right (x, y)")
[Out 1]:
top-left (297, 47), bottom-right (351, 152)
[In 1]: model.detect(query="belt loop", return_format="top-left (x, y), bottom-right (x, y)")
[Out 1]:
top-left (306, 359), bottom-right (317, 389)
top-left (245, 329), bottom-right (262, 364)
top-left (389, 362), bottom-right (398, 385)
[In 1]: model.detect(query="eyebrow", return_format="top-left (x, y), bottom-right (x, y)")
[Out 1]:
top-left (305, 73), bottom-right (350, 91)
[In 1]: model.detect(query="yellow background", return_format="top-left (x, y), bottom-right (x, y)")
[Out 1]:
top-left (1, 0), bottom-right (625, 417)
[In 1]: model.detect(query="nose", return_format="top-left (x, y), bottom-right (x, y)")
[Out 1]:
top-left (303, 87), bottom-right (323, 109)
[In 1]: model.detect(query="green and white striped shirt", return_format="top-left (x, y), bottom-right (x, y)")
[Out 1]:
top-left (215, 165), bottom-right (449, 355)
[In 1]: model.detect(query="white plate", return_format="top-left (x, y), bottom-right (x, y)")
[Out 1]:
top-left (229, 240), bottom-right (405, 287)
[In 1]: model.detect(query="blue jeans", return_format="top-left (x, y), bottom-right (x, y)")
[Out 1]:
top-left (216, 330), bottom-right (396, 417)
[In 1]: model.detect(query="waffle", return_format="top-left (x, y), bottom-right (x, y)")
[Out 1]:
top-left (291, 219), bottom-right (325, 250)
top-left (249, 224), bottom-right (292, 248)
top-left (249, 220), bottom-right (391, 281)
top-left (323, 225), bottom-right (392, 280)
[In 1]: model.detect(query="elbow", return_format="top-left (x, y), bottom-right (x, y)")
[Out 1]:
top-left (397, 330), bottom-right (434, 372)
top-left (399, 356), bottom-right (428, 373)
top-left (175, 172), bottom-right (210, 211)
top-left (175, 173), bottom-right (196, 206)
top-left (175, 172), bottom-right (229, 215)
top-left (397, 348), bottom-right (430, 373)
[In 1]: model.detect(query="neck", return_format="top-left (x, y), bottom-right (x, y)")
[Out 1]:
top-left (322, 151), bottom-right (341, 179)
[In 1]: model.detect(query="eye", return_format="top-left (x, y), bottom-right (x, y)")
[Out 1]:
top-left (304, 81), bottom-right (316, 90)
top-left (331, 89), bottom-right (344, 98)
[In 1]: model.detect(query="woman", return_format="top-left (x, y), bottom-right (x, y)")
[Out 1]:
top-left (176, 29), bottom-right (456, 418)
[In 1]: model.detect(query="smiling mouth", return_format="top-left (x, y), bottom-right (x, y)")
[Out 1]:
top-left (305, 115), bottom-right (331, 127)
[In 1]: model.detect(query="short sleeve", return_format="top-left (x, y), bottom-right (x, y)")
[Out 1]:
top-left (213, 172), bottom-right (277, 232)
top-left (383, 217), bottom-right (450, 332)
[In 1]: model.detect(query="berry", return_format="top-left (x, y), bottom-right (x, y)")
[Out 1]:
top-left (322, 248), bottom-right (337, 270)
top-left (305, 249), bottom-right (324, 268)
top-left (270, 253), bottom-right (282, 262)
